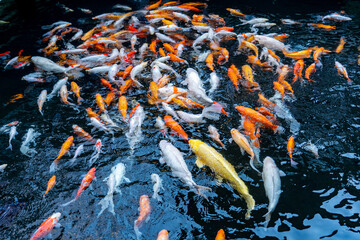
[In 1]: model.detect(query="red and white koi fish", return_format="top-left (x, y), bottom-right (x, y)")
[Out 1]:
top-left (29, 212), bottom-right (61, 240)
top-left (89, 139), bottom-right (101, 166)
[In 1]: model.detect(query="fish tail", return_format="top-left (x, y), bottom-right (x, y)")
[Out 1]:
top-left (291, 159), bottom-right (298, 167)
top-left (264, 211), bottom-right (272, 228)
top-left (7, 143), bottom-right (12, 151)
top-left (152, 193), bottom-right (162, 202)
top-left (49, 161), bottom-right (58, 173)
top-left (98, 194), bottom-right (115, 217)
top-left (194, 184), bottom-right (212, 201)
top-left (77, 97), bottom-right (84, 105)
top-left (134, 220), bottom-right (142, 240)
top-left (61, 198), bottom-right (76, 207)
top-left (244, 195), bottom-right (255, 220)
top-left (249, 157), bottom-right (261, 174)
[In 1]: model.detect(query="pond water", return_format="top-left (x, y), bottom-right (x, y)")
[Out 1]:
top-left (0, 0), bottom-right (359, 239)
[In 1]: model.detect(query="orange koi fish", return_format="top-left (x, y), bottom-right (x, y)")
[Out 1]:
top-left (226, 8), bottom-right (246, 17)
top-left (73, 124), bottom-right (94, 142)
top-left (282, 48), bottom-right (312, 59)
top-left (163, 43), bottom-right (175, 53)
top-left (293, 59), bottom-right (304, 83)
top-left (258, 93), bottom-right (276, 110)
top-left (239, 40), bottom-right (258, 56)
top-left (123, 65), bottom-right (133, 79)
top-left (30, 212), bottom-right (61, 240)
top-left (287, 136), bottom-right (298, 166)
top-left (146, 0), bottom-right (162, 10)
top-left (149, 39), bottom-right (158, 54)
top-left (6, 93), bottom-right (23, 105)
top-left (311, 23), bottom-right (336, 30)
top-left (129, 103), bottom-right (140, 120)
top-left (268, 49), bottom-right (280, 63)
top-left (104, 91), bottom-right (115, 106)
top-left (273, 81), bottom-right (285, 98)
top-left (134, 195), bottom-right (151, 238)
top-left (70, 82), bottom-right (83, 104)
top-left (44, 175), bottom-right (56, 197)
top-left (236, 106), bottom-right (279, 132)
top-left (148, 81), bottom-right (160, 105)
top-left (50, 136), bottom-right (74, 172)
top-left (208, 125), bottom-right (226, 149)
top-left (164, 115), bottom-right (188, 141)
top-left (305, 63), bottom-right (316, 82)
top-left (335, 37), bottom-right (346, 53)
top-left (217, 48), bottom-right (229, 65)
top-left (120, 79), bottom-right (134, 95)
top-left (62, 168), bottom-right (96, 207)
top-left (157, 75), bottom-right (170, 88)
top-left (168, 53), bottom-right (187, 63)
top-left (335, 61), bottom-right (352, 84)
top-left (279, 79), bottom-right (294, 95)
top-left (230, 64), bottom-right (242, 79)
top-left (159, 47), bottom-right (166, 57)
top-left (215, 229), bottom-right (226, 240)
top-left (157, 229), bottom-right (169, 240)
top-left (313, 47), bottom-right (331, 63)
top-left (206, 53), bottom-right (215, 72)
top-left (100, 78), bottom-right (114, 92)
top-left (118, 96), bottom-right (127, 121)
top-left (177, 96), bottom-right (205, 109)
top-left (96, 93), bottom-right (106, 113)
top-left (86, 107), bottom-right (100, 121)
top-left (228, 67), bottom-right (239, 91)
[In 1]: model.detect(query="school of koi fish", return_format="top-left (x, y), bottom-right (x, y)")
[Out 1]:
top-left (0, 0), bottom-right (357, 239)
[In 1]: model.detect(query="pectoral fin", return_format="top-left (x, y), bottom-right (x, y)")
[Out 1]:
top-left (215, 175), bottom-right (223, 185)
top-left (195, 158), bottom-right (205, 168)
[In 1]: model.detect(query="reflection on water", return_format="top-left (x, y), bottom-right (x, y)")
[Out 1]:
top-left (0, 0), bottom-right (360, 239)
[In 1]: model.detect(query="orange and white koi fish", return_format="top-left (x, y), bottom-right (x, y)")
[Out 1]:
top-left (44, 175), bottom-right (56, 197)
top-left (313, 46), bottom-right (331, 63)
top-left (118, 96), bottom-right (127, 121)
top-left (62, 168), bottom-right (96, 206)
top-left (208, 125), bottom-right (226, 149)
top-left (226, 8), bottom-right (246, 17)
top-left (287, 136), bottom-right (298, 166)
top-left (335, 61), bottom-right (352, 84)
top-left (89, 139), bottom-right (101, 166)
top-left (60, 85), bottom-right (73, 105)
top-left (239, 40), bottom-right (258, 57)
top-left (50, 136), bottom-right (74, 172)
top-left (231, 128), bottom-right (259, 173)
top-left (157, 229), bottom-right (169, 240)
top-left (305, 63), bottom-right (316, 82)
top-left (215, 229), bottom-right (225, 240)
top-left (335, 37), bottom-right (346, 53)
top-left (29, 212), bottom-right (61, 240)
top-left (236, 106), bottom-right (280, 132)
top-left (148, 81), bottom-right (160, 105)
top-left (293, 59), bottom-right (304, 83)
top-left (164, 115), bottom-right (188, 141)
top-left (155, 116), bottom-right (167, 137)
top-left (37, 90), bottom-right (47, 115)
top-left (70, 82), bottom-right (83, 104)
top-left (134, 195), bottom-right (151, 239)
top-left (72, 124), bottom-right (93, 142)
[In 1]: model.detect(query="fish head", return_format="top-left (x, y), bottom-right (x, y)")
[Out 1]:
top-left (52, 212), bottom-right (61, 221)
top-left (188, 139), bottom-right (203, 152)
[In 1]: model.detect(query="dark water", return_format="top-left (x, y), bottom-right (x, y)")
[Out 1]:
top-left (0, 0), bottom-right (360, 239)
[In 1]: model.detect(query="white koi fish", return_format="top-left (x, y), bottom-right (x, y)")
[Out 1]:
top-left (69, 144), bottom-right (84, 166)
top-left (20, 128), bottom-right (39, 157)
top-left (151, 173), bottom-right (164, 202)
top-left (159, 140), bottom-right (211, 200)
top-left (7, 126), bottom-right (17, 151)
top-left (262, 156), bottom-right (282, 227)
top-left (47, 77), bottom-right (68, 100)
top-left (31, 56), bottom-right (67, 73)
top-left (37, 90), bottom-right (47, 115)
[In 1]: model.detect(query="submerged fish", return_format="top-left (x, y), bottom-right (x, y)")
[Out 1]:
top-left (189, 139), bottom-right (255, 219)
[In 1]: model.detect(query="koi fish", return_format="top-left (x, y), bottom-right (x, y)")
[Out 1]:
top-left (189, 139), bottom-right (255, 219)
top-left (6, 93), bottom-right (23, 105)
top-left (44, 175), bottom-right (56, 197)
top-left (72, 124), bottom-right (93, 142)
top-left (37, 90), bottom-right (47, 115)
top-left (335, 37), bottom-right (346, 53)
top-left (62, 167), bottom-right (96, 206)
top-left (118, 96), bottom-right (127, 121)
top-left (208, 125), bottom-right (226, 149)
top-left (164, 115), bottom-right (188, 141)
top-left (159, 140), bottom-right (211, 199)
top-left (293, 59), bottom-right (304, 83)
top-left (29, 212), bottom-right (61, 240)
top-left (50, 136), bottom-right (74, 172)
top-left (335, 61), bottom-right (352, 84)
top-left (287, 136), bottom-right (298, 166)
top-left (156, 229), bottom-right (169, 240)
top-left (20, 128), bottom-right (39, 157)
top-left (215, 229), bottom-right (225, 240)
top-left (151, 173), bottom-right (164, 202)
top-left (70, 82), bottom-right (83, 104)
top-left (310, 23), bottom-right (336, 30)
top-left (134, 195), bottom-right (151, 239)
top-left (305, 63), bottom-right (316, 82)
top-left (230, 129), bottom-right (259, 173)
top-left (235, 106), bottom-right (280, 132)
top-left (7, 126), bottom-right (17, 151)
top-left (98, 163), bottom-right (130, 216)
top-left (282, 48), bottom-right (312, 60)
top-left (89, 139), bottom-right (101, 165)
top-left (69, 144), bottom-right (84, 166)
top-left (96, 93), bottom-right (106, 114)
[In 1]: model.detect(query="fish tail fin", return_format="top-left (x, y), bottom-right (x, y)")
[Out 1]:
top-left (264, 211), bottom-right (271, 228)
top-left (249, 157), bottom-right (261, 174)
top-left (152, 193), bottom-right (162, 202)
top-left (273, 125), bottom-right (284, 134)
top-left (6, 143), bottom-right (12, 151)
top-left (77, 97), bottom-right (84, 105)
top-left (244, 194), bottom-right (255, 220)
top-left (134, 220), bottom-right (142, 240)
top-left (61, 198), bottom-right (76, 207)
top-left (195, 184), bottom-right (212, 201)
top-left (98, 194), bottom-right (115, 217)
top-left (291, 159), bottom-right (299, 167)
top-left (89, 153), bottom-right (99, 166)
top-left (49, 161), bottom-right (58, 173)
